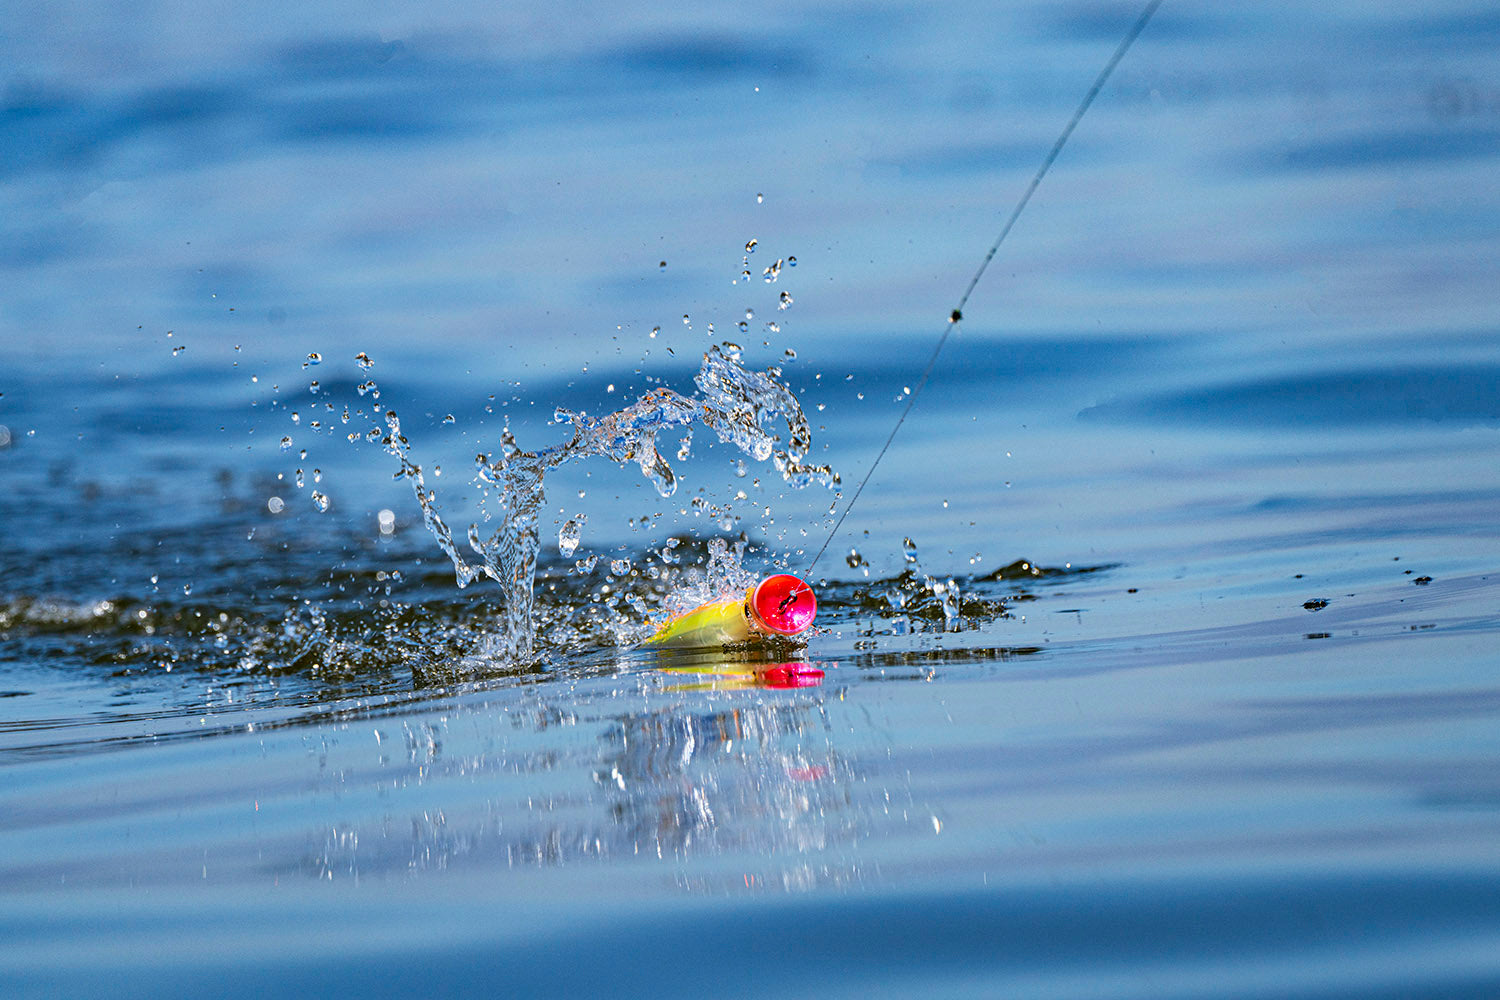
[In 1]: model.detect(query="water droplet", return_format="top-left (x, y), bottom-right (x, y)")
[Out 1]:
top-left (299, 449), bottom-right (307, 460)
top-left (291, 412), bottom-right (300, 424)
top-left (682, 314), bottom-right (690, 325)
top-left (267, 496), bottom-right (285, 513)
top-left (787, 256), bottom-right (797, 267)
top-left (735, 460), bottom-right (747, 478)
top-left (183, 582), bottom-right (192, 596)
top-left (610, 557), bottom-right (631, 576)
top-left (745, 238), bottom-right (758, 253)
top-left (784, 348), bottom-right (797, 360)
top-left (279, 436), bottom-right (293, 451)
top-left (305, 352), bottom-right (322, 367)
top-left (558, 517), bottom-right (585, 557)
top-left (846, 549), bottom-right (865, 568)
top-left (295, 469), bottom-right (305, 488)
top-left (778, 290), bottom-right (793, 310)
top-left (650, 327), bottom-right (659, 338)
top-left (763, 258), bottom-right (783, 282)
top-left (355, 351), bottom-right (373, 370)
top-left (308, 380), bottom-right (320, 393)
top-left (171, 345), bottom-right (186, 357)
top-left (377, 509), bottom-right (396, 535)
top-left (659, 260), bottom-right (667, 269)
top-left (756, 192), bottom-right (764, 203)
top-left (313, 469), bottom-right (322, 483)
top-left (311, 490), bottom-right (330, 512)
top-left (903, 538), bottom-right (919, 564)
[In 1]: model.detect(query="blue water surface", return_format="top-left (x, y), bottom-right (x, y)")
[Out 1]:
top-left (4, 1), bottom-right (1500, 997)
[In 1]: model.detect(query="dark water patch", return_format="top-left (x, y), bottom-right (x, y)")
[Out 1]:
top-left (1270, 126), bottom-right (1500, 171)
top-left (1080, 365), bottom-right (1500, 428)
top-left (618, 36), bottom-right (811, 79)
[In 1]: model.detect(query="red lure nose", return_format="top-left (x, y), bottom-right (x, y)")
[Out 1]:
top-left (751, 574), bottom-right (817, 636)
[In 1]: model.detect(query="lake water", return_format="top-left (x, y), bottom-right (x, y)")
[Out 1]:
top-left (4, 1), bottom-right (1500, 996)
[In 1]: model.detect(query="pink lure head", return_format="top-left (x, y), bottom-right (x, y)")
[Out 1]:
top-left (750, 574), bottom-right (817, 636)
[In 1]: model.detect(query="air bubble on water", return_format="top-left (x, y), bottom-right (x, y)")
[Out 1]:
top-left (355, 352), bottom-right (373, 370)
top-left (558, 515), bottom-right (585, 557)
top-left (311, 491), bottom-right (330, 512)
top-left (279, 436), bottom-right (293, 451)
top-left (267, 496), bottom-right (285, 513)
top-left (903, 537), bottom-right (919, 564)
top-left (745, 238), bottom-right (758, 253)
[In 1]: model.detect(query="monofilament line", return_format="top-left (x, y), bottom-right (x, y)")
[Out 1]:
top-left (805, 0), bottom-right (1162, 579)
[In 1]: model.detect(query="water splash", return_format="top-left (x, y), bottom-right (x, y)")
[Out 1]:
top-left (373, 344), bottom-right (836, 662)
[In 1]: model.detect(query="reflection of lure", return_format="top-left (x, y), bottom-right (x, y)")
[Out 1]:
top-left (643, 574), bottom-right (816, 650)
top-left (658, 662), bottom-right (825, 691)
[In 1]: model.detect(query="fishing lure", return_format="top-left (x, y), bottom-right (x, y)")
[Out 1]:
top-left (643, 573), bottom-right (816, 649)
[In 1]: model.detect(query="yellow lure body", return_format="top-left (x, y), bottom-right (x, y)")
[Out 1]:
top-left (642, 589), bottom-right (757, 649)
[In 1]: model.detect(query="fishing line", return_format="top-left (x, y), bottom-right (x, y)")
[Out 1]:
top-left (804, 0), bottom-right (1163, 579)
